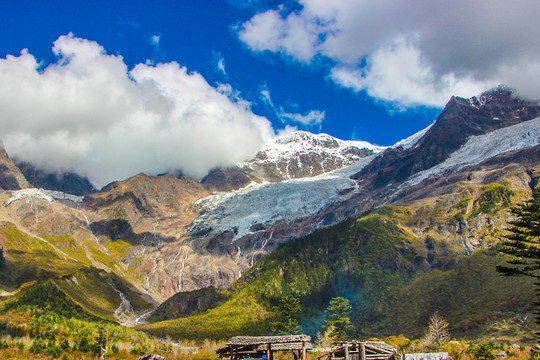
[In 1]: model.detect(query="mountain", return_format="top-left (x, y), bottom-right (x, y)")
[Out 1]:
top-left (352, 87), bottom-right (540, 187)
top-left (201, 131), bottom-right (384, 191)
top-left (1, 87), bottom-right (539, 342)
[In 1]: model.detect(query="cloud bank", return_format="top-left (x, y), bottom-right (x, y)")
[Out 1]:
top-left (0, 33), bottom-right (274, 187)
top-left (238, 0), bottom-right (540, 108)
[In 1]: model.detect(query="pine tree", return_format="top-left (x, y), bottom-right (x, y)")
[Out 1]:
top-left (0, 247), bottom-right (5, 270)
top-left (272, 296), bottom-right (301, 334)
top-left (323, 297), bottom-right (354, 341)
top-left (497, 189), bottom-right (540, 327)
top-left (468, 342), bottom-right (495, 360)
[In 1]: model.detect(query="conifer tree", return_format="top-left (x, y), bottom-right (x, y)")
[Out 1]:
top-left (0, 246), bottom-right (5, 270)
top-left (497, 189), bottom-right (540, 326)
top-left (323, 297), bottom-right (354, 341)
top-left (272, 295), bottom-right (301, 334)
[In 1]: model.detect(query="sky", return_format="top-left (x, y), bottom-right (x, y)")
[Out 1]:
top-left (1, 0), bottom-right (540, 187)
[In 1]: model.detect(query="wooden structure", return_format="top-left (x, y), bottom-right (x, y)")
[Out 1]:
top-left (136, 355), bottom-right (168, 360)
top-left (217, 335), bottom-right (313, 360)
top-left (316, 341), bottom-right (397, 360)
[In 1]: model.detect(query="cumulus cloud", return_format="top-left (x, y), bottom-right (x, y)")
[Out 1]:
top-left (238, 8), bottom-right (320, 62)
top-left (0, 33), bottom-right (274, 187)
top-left (260, 89), bottom-right (324, 127)
top-left (238, 0), bottom-right (540, 108)
top-left (330, 38), bottom-right (496, 108)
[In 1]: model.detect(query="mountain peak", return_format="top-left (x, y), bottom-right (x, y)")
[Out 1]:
top-left (243, 131), bottom-right (386, 182)
top-left (352, 87), bottom-right (540, 186)
top-left (464, 85), bottom-right (518, 109)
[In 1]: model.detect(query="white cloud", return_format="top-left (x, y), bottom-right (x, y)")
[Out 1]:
top-left (213, 51), bottom-right (227, 76)
top-left (217, 57), bottom-right (226, 75)
top-left (238, 0), bottom-right (540, 108)
top-left (0, 33), bottom-right (275, 187)
top-left (330, 38), bottom-right (496, 108)
top-left (260, 88), bottom-right (324, 127)
top-left (281, 109), bottom-right (324, 126)
top-left (238, 8), bottom-right (320, 62)
top-left (151, 34), bottom-right (161, 46)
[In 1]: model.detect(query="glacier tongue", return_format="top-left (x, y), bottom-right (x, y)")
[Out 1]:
top-left (190, 155), bottom-right (377, 242)
top-left (401, 116), bottom-right (540, 189)
top-left (4, 188), bottom-right (84, 206)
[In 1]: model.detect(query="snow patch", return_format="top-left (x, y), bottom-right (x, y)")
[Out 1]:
top-left (392, 122), bottom-right (434, 150)
top-left (4, 188), bottom-right (84, 206)
top-left (401, 116), bottom-right (540, 189)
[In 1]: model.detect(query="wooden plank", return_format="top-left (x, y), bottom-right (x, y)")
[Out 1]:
top-left (365, 354), bottom-right (392, 357)
top-left (364, 345), bottom-right (395, 355)
top-left (360, 343), bottom-right (366, 360)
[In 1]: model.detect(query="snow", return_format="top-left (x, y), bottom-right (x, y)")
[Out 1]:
top-left (246, 131), bottom-right (386, 170)
top-left (4, 188), bottom-right (84, 206)
top-left (400, 116), bottom-right (540, 189)
top-left (392, 122), bottom-right (434, 150)
top-left (190, 155), bottom-right (377, 242)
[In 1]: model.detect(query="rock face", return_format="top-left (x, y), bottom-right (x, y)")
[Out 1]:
top-left (0, 142), bottom-right (30, 190)
top-left (352, 87), bottom-right (540, 187)
top-left (16, 161), bottom-right (95, 196)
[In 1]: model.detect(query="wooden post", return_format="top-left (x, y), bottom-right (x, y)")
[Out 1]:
top-left (345, 344), bottom-right (350, 360)
top-left (360, 343), bottom-right (366, 360)
top-left (267, 343), bottom-right (272, 360)
top-left (302, 341), bottom-right (307, 360)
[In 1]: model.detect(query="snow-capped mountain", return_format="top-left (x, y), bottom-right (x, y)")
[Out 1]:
top-left (243, 131), bottom-right (386, 180)
top-left (201, 130), bottom-right (385, 191)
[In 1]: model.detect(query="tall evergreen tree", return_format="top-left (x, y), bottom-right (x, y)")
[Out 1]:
top-left (323, 297), bottom-right (354, 341)
top-left (497, 189), bottom-right (540, 327)
top-left (0, 246), bottom-right (5, 270)
top-left (272, 295), bottom-right (301, 334)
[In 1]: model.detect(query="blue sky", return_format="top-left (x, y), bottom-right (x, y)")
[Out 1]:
top-left (1, 0), bottom-right (539, 185)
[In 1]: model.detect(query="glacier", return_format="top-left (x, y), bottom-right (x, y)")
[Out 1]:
top-left (190, 155), bottom-right (378, 242)
top-left (401, 116), bottom-right (540, 189)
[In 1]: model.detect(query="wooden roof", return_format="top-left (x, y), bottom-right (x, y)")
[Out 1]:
top-left (217, 335), bottom-right (313, 355)
top-left (226, 335), bottom-right (311, 346)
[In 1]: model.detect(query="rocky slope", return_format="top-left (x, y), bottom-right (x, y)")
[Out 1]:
top-left (0, 141), bottom-right (30, 190)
